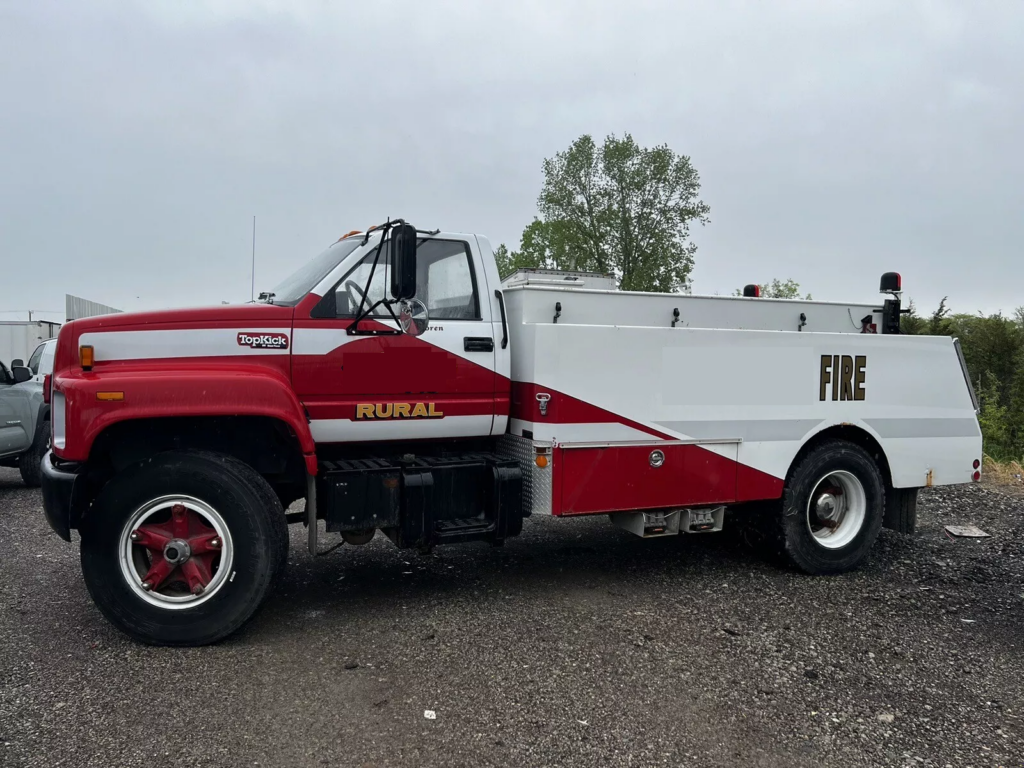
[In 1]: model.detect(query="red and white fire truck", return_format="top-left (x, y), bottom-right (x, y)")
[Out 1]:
top-left (40, 220), bottom-right (982, 645)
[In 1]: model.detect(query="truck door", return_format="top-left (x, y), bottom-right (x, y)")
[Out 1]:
top-left (292, 234), bottom-right (499, 444)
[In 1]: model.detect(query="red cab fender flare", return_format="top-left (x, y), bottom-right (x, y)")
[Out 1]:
top-left (55, 366), bottom-right (318, 474)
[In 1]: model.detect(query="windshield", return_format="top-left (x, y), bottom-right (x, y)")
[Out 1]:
top-left (266, 239), bottom-right (363, 305)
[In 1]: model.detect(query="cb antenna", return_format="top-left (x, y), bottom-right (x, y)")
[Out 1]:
top-left (250, 215), bottom-right (256, 302)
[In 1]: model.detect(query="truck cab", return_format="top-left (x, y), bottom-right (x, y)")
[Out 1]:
top-left (285, 227), bottom-right (511, 443)
top-left (38, 219), bottom-right (982, 646)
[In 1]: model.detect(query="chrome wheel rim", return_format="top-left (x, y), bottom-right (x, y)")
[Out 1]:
top-left (806, 470), bottom-right (866, 550)
top-left (119, 495), bottom-right (234, 609)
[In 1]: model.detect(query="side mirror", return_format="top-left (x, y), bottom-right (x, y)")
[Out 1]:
top-left (12, 366), bottom-right (32, 384)
top-left (11, 359), bottom-right (23, 368)
top-left (389, 223), bottom-right (418, 300)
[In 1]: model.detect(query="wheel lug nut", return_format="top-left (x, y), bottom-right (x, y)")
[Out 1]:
top-left (191, 584), bottom-right (204, 595)
top-left (141, 581), bottom-right (153, 591)
top-left (130, 532), bottom-right (140, 542)
top-left (210, 538), bottom-right (221, 548)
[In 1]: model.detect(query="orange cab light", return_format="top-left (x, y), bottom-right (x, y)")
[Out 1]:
top-left (338, 230), bottom-right (363, 240)
top-left (535, 455), bottom-right (549, 468)
top-left (80, 345), bottom-right (95, 369)
top-left (96, 391), bottom-right (125, 402)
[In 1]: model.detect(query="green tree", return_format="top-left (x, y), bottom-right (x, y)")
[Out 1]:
top-left (524, 133), bottom-right (709, 292)
top-left (734, 278), bottom-right (811, 299)
top-left (900, 299), bottom-right (928, 335)
top-left (494, 220), bottom-right (560, 279)
top-left (977, 371), bottom-right (1011, 459)
top-left (946, 312), bottom-right (1023, 408)
top-left (922, 299), bottom-right (1024, 462)
top-left (928, 297), bottom-right (951, 335)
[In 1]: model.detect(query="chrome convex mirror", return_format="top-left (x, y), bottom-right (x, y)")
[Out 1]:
top-left (399, 298), bottom-right (429, 336)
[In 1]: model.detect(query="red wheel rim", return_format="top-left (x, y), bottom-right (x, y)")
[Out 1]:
top-left (119, 496), bottom-right (233, 608)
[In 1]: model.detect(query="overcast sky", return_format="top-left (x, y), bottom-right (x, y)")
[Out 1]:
top-left (2, 0), bottom-right (1021, 324)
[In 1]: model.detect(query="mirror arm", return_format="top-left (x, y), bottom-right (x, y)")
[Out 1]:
top-left (352, 230), bottom-right (388, 321)
top-left (347, 287), bottom-right (404, 337)
top-left (346, 296), bottom-right (403, 336)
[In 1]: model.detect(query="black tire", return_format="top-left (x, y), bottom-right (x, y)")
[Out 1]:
top-left (80, 451), bottom-right (287, 646)
top-left (779, 440), bottom-right (885, 575)
top-left (19, 417), bottom-right (49, 487)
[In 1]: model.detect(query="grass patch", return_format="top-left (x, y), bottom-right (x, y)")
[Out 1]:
top-left (983, 455), bottom-right (1024, 489)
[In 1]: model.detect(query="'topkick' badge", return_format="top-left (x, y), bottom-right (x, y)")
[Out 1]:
top-left (237, 332), bottom-right (289, 350)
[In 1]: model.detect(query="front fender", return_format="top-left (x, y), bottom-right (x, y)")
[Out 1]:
top-left (53, 364), bottom-right (316, 470)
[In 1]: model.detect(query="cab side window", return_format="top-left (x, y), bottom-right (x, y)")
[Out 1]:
top-left (39, 342), bottom-right (55, 375)
top-left (333, 238), bottom-right (479, 320)
top-left (333, 250), bottom-right (392, 317)
top-left (26, 344), bottom-right (44, 375)
top-left (417, 240), bottom-right (479, 320)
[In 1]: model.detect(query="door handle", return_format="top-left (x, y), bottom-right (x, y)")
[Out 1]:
top-left (463, 337), bottom-right (494, 352)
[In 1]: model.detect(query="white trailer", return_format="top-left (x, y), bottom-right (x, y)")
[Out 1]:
top-left (0, 321), bottom-right (60, 367)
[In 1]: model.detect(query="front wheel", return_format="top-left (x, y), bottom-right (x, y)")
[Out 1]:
top-left (80, 451), bottom-right (287, 646)
top-left (779, 440), bottom-right (884, 575)
top-left (19, 418), bottom-right (49, 487)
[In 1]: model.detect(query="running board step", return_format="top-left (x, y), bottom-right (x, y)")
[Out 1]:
top-left (434, 517), bottom-right (496, 543)
top-left (610, 506), bottom-right (725, 538)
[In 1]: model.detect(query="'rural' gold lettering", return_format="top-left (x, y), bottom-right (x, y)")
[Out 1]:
top-left (353, 402), bottom-right (445, 420)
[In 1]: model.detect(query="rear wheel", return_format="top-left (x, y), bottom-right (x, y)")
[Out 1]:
top-left (80, 451), bottom-right (286, 645)
top-left (779, 440), bottom-right (884, 574)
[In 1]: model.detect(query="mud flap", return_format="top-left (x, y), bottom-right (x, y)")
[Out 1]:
top-left (883, 487), bottom-right (918, 535)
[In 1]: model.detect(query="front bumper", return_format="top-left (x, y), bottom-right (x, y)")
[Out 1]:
top-left (40, 451), bottom-right (81, 542)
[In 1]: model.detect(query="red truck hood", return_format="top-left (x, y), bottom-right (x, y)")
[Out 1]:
top-left (65, 304), bottom-right (293, 334)
top-left (54, 304), bottom-right (295, 374)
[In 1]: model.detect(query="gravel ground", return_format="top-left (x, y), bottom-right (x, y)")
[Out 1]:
top-left (1, 467), bottom-right (1022, 768)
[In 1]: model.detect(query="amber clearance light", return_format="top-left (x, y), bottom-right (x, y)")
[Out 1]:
top-left (79, 345), bottom-right (95, 370)
top-left (96, 391), bottom-right (125, 402)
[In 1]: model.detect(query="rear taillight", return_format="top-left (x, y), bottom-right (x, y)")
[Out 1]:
top-left (43, 374), bottom-right (51, 405)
